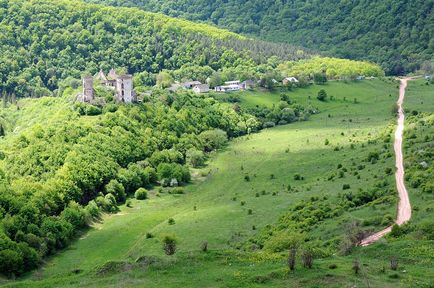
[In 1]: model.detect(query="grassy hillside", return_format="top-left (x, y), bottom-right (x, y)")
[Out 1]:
top-left (4, 79), bottom-right (432, 287)
top-left (84, 0), bottom-right (434, 75)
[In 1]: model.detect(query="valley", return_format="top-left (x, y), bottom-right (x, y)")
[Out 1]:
top-left (5, 79), bottom-right (432, 287)
top-left (0, 0), bottom-right (432, 287)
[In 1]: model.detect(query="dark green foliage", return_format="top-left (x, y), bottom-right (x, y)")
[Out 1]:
top-left (317, 90), bottom-right (327, 101)
top-left (162, 235), bottom-right (177, 255)
top-left (89, 0), bottom-right (434, 75)
top-left (0, 0), bottom-right (311, 98)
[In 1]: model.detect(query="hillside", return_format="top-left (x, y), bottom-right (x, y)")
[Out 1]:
top-left (85, 0), bottom-right (434, 75)
top-left (0, 0), bottom-right (310, 98)
top-left (1, 79), bottom-right (432, 287)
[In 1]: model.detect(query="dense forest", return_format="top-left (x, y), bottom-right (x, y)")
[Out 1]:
top-left (85, 0), bottom-right (434, 75)
top-left (0, 0), bottom-right (311, 98)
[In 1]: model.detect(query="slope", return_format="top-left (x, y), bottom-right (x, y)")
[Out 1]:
top-left (5, 79), bottom-right (433, 287)
top-left (0, 0), bottom-right (310, 98)
top-left (85, 0), bottom-right (434, 75)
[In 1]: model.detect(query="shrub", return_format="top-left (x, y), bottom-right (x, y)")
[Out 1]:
top-left (168, 218), bottom-right (175, 225)
top-left (247, 209), bottom-right (253, 215)
top-left (105, 180), bottom-right (126, 203)
top-left (317, 89), bottom-right (328, 101)
top-left (171, 187), bottom-right (184, 194)
top-left (329, 264), bottom-right (337, 269)
top-left (162, 235), bottom-right (177, 256)
top-left (342, 184), bottom-right (351, 190)
top-left (146, 232), bottom-right (154, 239)
top-left (126, 200), bottom-right (132, 208)
top-left (201, 241), bottom-right (208, 252)
top-left (301, 248), bottom-right (314, 269)
top-left (352, 259), bottom-right (360, 274)
top-left (134, 188), bottom-right (148, 200)
top-left (390, 257), bottom-right (398, 271)
top-left (186, 148), bottom-right (206, 168)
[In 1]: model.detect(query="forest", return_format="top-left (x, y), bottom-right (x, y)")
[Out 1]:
top-left (85, 0), bottom-right (434, 75)
top-left (0, 0), bottom-right (311, 99)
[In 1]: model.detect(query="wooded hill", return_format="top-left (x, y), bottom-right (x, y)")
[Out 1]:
top-left (85, 0), bottom-right (434, 75)
top-left (0, 0), bottom-right (311, 98)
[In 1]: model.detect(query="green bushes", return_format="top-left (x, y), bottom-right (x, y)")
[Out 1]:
top-left (134, 188), bottom-right (148, 200)
top-left (105, 180), bottom-right (126, 203)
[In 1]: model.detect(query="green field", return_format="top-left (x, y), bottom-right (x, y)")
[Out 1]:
top-left (3, 79), bottom-right (433, 287)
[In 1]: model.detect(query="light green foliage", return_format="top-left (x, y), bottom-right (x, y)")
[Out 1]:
top-left (279, 57), bottom-right (385, 80)
top-left (134, 188), bottom-right (148, 200)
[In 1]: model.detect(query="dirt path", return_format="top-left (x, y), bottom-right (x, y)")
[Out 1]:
top-left (359, 78), bottom-right (412, 246)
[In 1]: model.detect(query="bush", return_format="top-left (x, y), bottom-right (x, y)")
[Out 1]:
top-left (162, 235), bottom-right (177, 256)
top-left (168, 218), bottom-right (175, 225)
top-left (342, 184), bottom-right (351, 190)
top-left (105, 180), bottom-right (126, 203)
top-left (317, 89), bottom-right (328, 101)
top-left (186, 148), bottom-right (206, 168)
top-left (134, 188), bottom-right (148, 200)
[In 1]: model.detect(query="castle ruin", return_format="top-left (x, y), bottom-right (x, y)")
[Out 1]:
top-left (81, 76), bottom-right (94, 102)
top-left (79, 69), bottom-right (136, 103)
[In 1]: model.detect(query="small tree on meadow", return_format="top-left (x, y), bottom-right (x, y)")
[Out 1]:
top-left (162, 235), bottom-right (177, 256)
top-left (317, 89), bottom-right (328, 101)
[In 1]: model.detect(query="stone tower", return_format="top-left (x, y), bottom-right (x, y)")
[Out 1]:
top-left (115, 75), bottom-right (135, 103)
top-left (82, 76), bottom-right (94, 102)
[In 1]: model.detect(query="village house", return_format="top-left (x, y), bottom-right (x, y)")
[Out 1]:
top-left (282, 77), bottom-right (299, 85)
top-left (181, 81), bottom-right (202, 89)
top-left (193, 84), bottom-right (210, 93)
top-left (241, 80), bottom-right (255, 89)
top-left (215, 80), bottom-right (241, 92)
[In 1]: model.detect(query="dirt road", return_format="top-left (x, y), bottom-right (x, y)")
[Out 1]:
top-left (359, 78), bottom-right (412, 246)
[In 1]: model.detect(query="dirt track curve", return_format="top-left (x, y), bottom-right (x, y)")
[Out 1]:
top-left (359, 78), bottom-right (412, 246)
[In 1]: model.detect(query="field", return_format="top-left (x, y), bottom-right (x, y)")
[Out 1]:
top-left (3, 79), bottom-right (433, 287)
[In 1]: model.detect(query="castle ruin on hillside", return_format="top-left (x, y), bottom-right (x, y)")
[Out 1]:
top-left (79, 69), bottom-right (136, 103)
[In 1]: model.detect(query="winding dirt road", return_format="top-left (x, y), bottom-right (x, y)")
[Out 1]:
top-left (359, 78), bottom-right (412, 246)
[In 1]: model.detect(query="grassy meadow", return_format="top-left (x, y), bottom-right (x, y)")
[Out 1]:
top-left (3, 79), bottom-right (433, 287)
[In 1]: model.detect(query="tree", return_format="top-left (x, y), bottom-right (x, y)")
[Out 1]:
top-left (317, 89), bottom-right (327, 101)
top-left (313, 73), bottom-right (327, 84)
top-left (199, 129), bottom-right (228, 152)
top-left (186, 148), bottom-right (206, 168)
top-left (208, 72), bottom-right (222, 88)
top-left (156, 71), bottom-right (174, 88)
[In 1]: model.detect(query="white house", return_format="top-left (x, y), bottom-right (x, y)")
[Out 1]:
top-left (193, 84), bottom-right (209, 93)
top-left (224, 80), bottom-right (240, 85)
top-left (215, 84), bottom-right (240, 92)
top-left (282, 77), bottom-right (299, 85)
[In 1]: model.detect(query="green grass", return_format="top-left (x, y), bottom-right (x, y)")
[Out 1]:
top-left (3, 79), bottom-right (433, 287)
